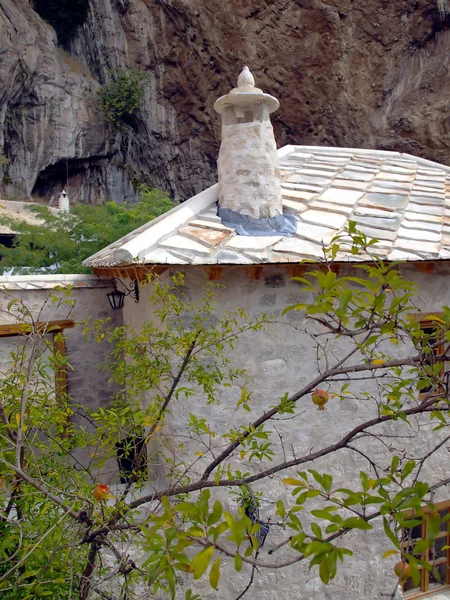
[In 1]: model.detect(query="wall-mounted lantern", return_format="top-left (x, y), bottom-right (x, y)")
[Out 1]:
top-left (107, 279), bottom-right (139, 310)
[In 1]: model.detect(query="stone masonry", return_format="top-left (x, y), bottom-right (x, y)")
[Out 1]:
top-left (122, 262), bottom-right (450, 600)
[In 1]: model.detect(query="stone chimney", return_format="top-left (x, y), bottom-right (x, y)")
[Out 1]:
top-left (58, 189), bottom-right (70, 212)
top-left (214, 66), bottom-right (295, 236)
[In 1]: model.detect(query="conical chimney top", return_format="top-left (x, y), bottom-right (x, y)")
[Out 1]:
top-left (214, 66), bottom-right (279, 114)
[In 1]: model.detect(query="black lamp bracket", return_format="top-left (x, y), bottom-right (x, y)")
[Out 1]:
top-left (116, 278), bottom-right (139, 303)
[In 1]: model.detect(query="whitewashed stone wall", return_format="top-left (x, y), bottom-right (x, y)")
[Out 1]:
top-left (0, 276), bottom-right (122, 478)
top-left (123, 263), bottom-right (450, 600)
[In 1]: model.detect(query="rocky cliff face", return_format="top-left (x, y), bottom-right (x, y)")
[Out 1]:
top-left (0, 0), bottom-right (449, 205)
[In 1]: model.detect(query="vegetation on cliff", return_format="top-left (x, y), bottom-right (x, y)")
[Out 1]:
top-left (98, 69), bottom-right (149, 127)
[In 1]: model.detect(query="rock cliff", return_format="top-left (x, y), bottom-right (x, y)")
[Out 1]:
top-left (0, 0), bottom-right (449, 204)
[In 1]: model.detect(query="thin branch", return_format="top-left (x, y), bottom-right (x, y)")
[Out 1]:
top-left (79, 542), bottom-right (99, 600)
top-left (145, 333), bottom-right (198, 442)
top-left (0, 457), bottom-right (81, 521)
top-left (0, 503), bottom-right (75, 583)
top-left (83, 398), bottom-right (443, 543)
top-left (200, 353), bottom-right (443, 482)
top-left (0, 400), bottom-right (16, 443)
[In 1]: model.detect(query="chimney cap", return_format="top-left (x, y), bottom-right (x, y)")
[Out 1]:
top-left (214, 66), bottom-right (279, 114)
top-left (58, 189), bottom-right (70, 212)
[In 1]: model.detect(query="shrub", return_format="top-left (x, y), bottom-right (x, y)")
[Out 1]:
top-left (98, 70), bottom-right (149, 127)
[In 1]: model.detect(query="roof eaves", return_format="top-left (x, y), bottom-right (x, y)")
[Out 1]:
top-left (83, 183), bottom-right (218, 267)
top-left (0, 274), bottom-right (113, 290)
top-left (401, 152), bottom-right (450, 174)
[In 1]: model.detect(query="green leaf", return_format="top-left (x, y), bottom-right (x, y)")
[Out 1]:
top-left (211, 522), bottom-right (228, 542)
top-left (18, 569), bottom-right (40, 580)
top-left (412, 539), bottom-right (429, 554)
top-left (209, 556), bottom-right (221, 589)
top-left (383, 518), bottom-right (401, 549)
top-left (401, 460), bottom-right (416, 481)
top-left (177, 502), bottom-right (199, 515)
top-left (311, 522), bottom-right (323, 540)
top-left (191, 546), bottom-right (214, 580)
top-left (303, 541), bottom-right (333, 557)
top-left (343, 517), bottom-right (372, 531)
top-left (188, 526), bottom-right (205, 537)
top-left (207, 501), bottom-right (223, 526)
top-left (276, 500), bottom-right (286, 519)
top-left (391, 455), bottom-right (400, 474)
top-left (319, 558), bottom-right (330, 584)
top-left (382, 549), bottom-right (399, 559)
top-left (282, 478), bottom-right (306, 486)
top-left (322, 474), bottom-right (333, 493)
top-left (234, 553), bottom-right (243, 572)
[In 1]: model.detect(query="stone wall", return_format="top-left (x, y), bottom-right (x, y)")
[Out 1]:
top-left (0, 275), bottom-right (123, 479)
top-left (122, 262), bottom-right (450, 600)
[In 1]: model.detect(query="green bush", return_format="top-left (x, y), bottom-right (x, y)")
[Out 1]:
top-left (34, 0), bottom-right (90, 46)
top-left (0, 184), bottom-right (174, 274)
top-left (98, 70), bottom-right (149, 127)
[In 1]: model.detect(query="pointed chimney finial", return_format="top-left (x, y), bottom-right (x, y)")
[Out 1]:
top-left (214, 66), bottom-right (278, 114)
top-left (237, 66), bottom-right (255, 89)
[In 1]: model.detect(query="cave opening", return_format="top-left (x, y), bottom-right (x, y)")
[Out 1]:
top-left (32, 158), bottom-right (86, 200)
top-left (33, 0), bottom-right (90, 47)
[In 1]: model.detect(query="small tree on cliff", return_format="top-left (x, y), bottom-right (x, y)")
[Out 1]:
top-left (0, 185), bottom-right (174, 275)
top-left (98, 69), bottom-right (149, 128)
top-left (1, 229), bottom-right (450, 599)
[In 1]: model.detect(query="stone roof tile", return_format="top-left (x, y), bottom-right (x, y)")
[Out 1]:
top-left (83, 145), bottom-right (450, 268)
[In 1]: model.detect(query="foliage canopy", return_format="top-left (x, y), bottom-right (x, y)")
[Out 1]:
top-left (98, 70), bottom-right (149, 127)
top-left (0, 185), bottom-right (174, 274)
top-left (1, 230), bottom-right (450, 599)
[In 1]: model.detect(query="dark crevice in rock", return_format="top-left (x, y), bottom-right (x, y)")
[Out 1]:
top-left (31, 155), bottom-right (137, 206)
top-left (32, 0), bottom-right (90, 48)
top-left (32, 157), bottom-right (95, 200)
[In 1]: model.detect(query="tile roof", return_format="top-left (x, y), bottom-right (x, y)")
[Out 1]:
top-left (84, 146), bottom-right (450, 268)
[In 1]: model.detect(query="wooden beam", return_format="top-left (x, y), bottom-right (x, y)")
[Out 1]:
top-left (287, 265), bottom-right (306, 278)
top-left (414, 262), bottom-right (435, 275)
top-left (53, 332), bottom-right (69, 438)
top-left (95, 265), bottom-right (170, 282)
top-left (91, 267), bottom-right (110, 276)
top-left (205, 266), bottom-right (222, 281)
top-left (330, 264), bottom-right (341, 275)
top-left (0, 320), bottom-right (75, 338)
top-left (246, 266), bottom-right (263, 281)
top-left (148, 266), bottom-right (169, 277)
